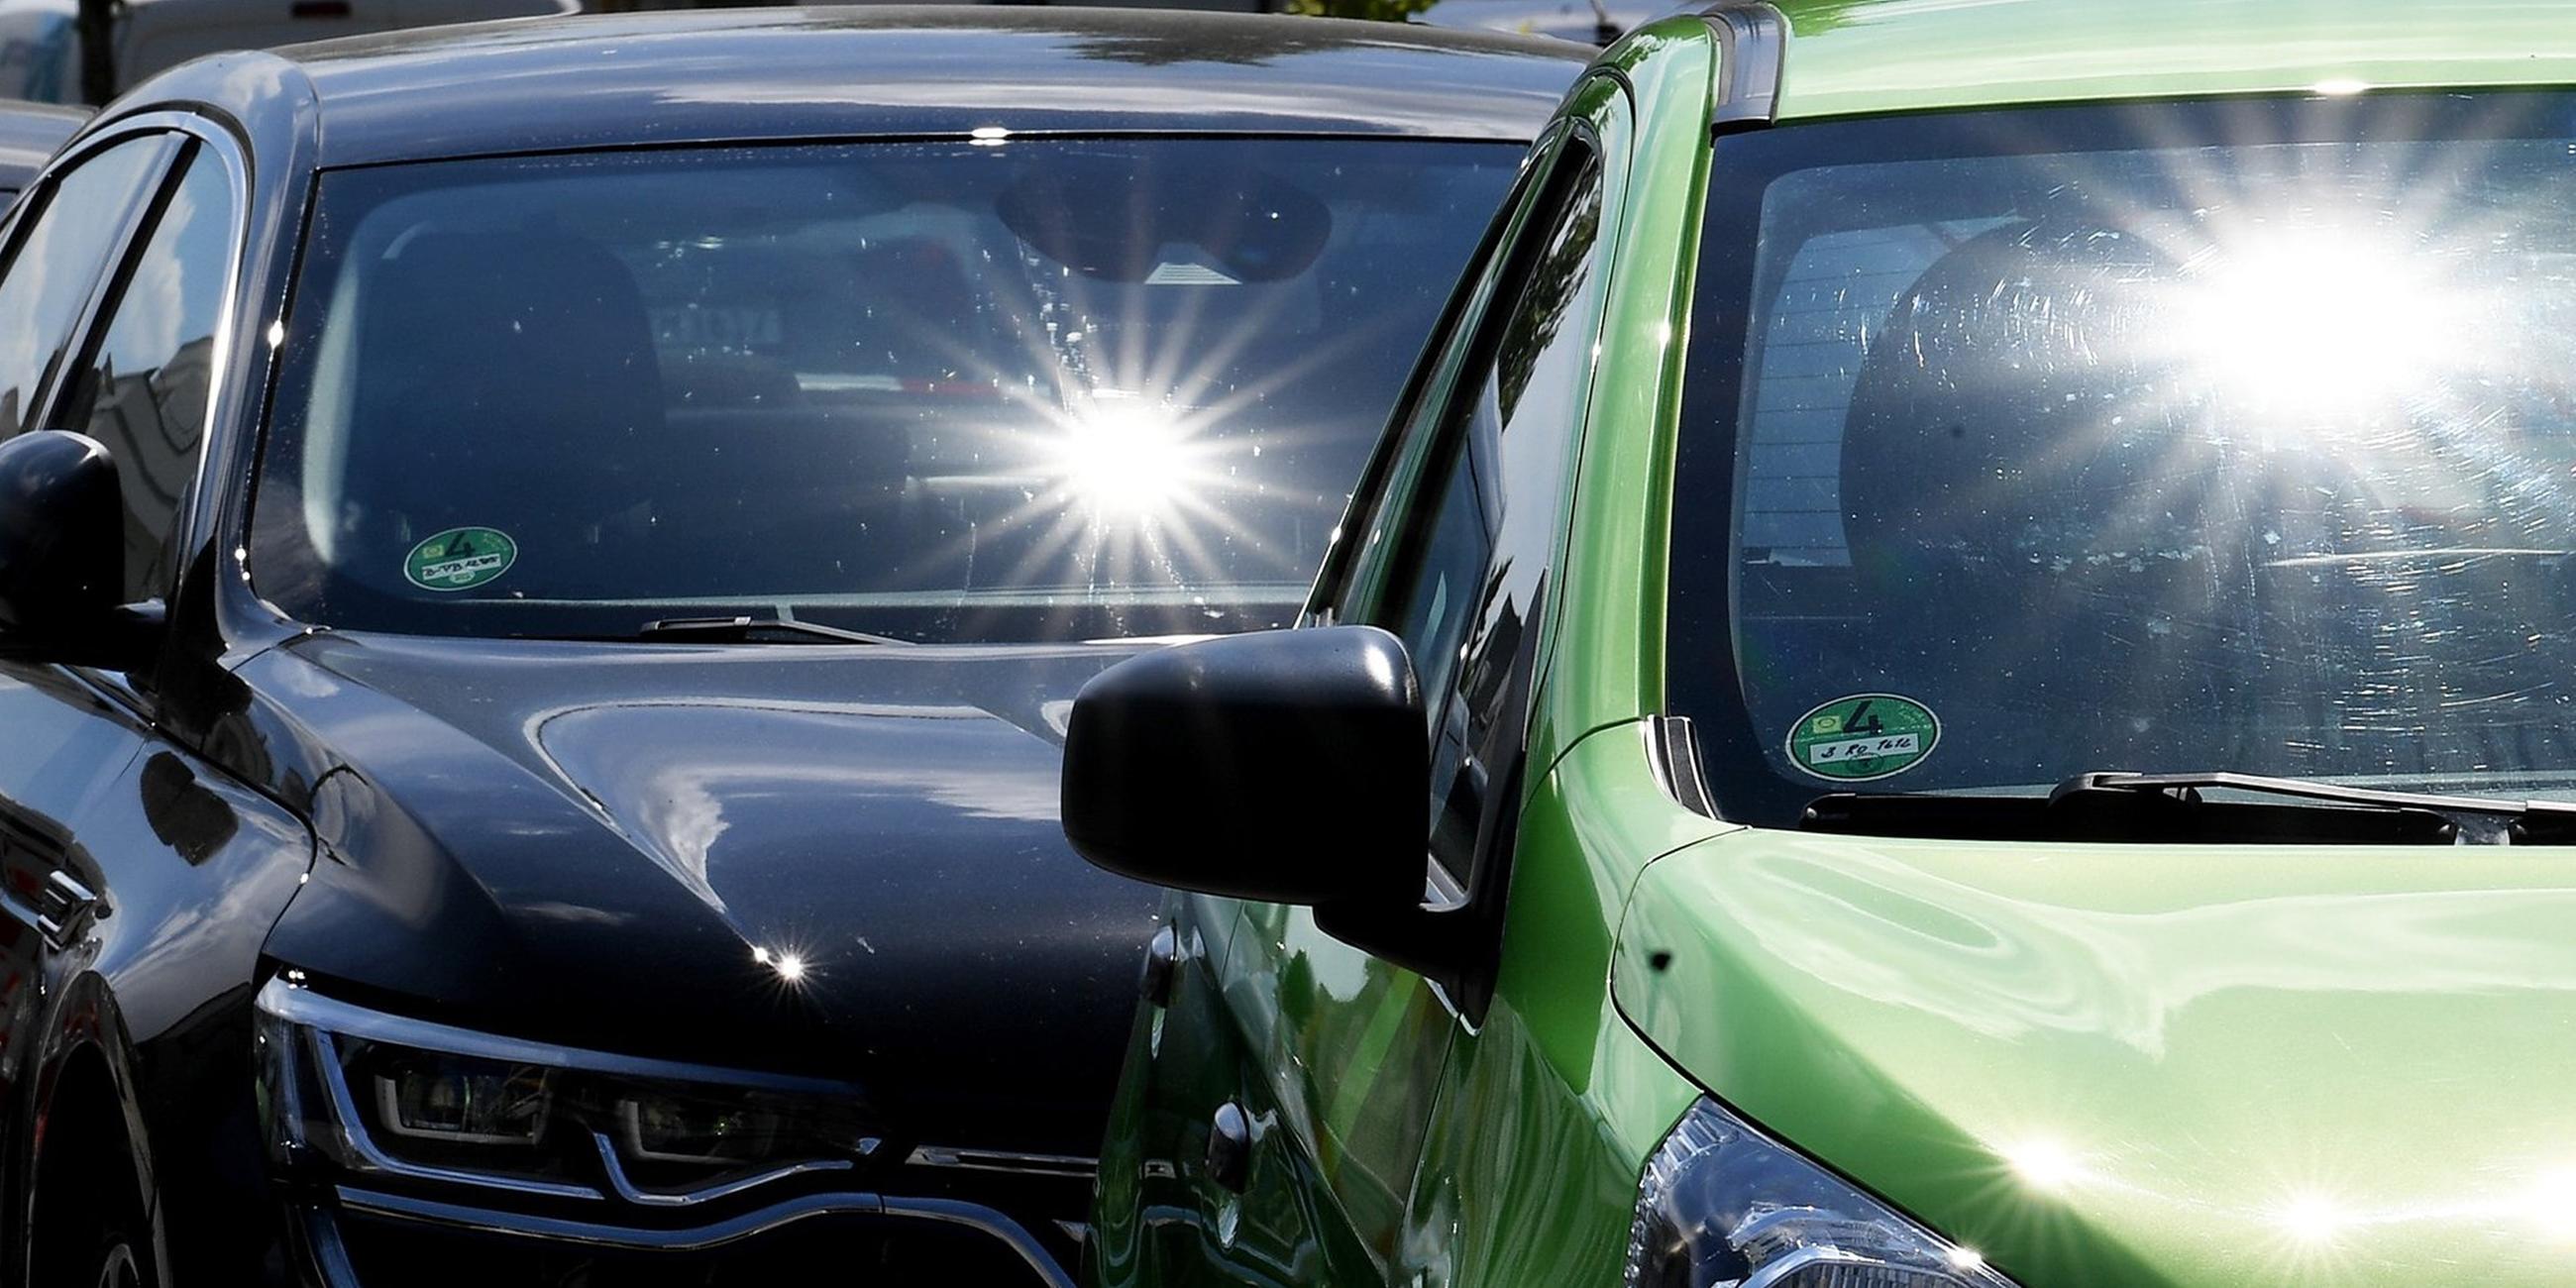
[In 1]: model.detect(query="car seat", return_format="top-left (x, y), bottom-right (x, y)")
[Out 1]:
top-left (1838, 215), bottom-right (2295, 779)
top-left (342, 228), bottom-right (665, 596)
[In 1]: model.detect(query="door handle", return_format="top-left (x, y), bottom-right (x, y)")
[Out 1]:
top-left (1205, 1101), bottom-right (1251, 1194)
top-left (36, 869), bottom-right (100, 950)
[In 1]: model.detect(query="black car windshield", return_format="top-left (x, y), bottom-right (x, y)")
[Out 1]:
top-left (246, 138), bottom-right (1520, 643)
top-left (1671, 94), bottom-right (2576, 827)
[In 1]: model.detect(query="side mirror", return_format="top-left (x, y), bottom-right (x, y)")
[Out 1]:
top-left (1061, 626), bottom-right (1425, 908)
top-left (0, 430), bottom-right (157, 669)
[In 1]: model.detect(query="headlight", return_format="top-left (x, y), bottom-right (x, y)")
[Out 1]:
top-left (1628, 1098), bottom-right (2019, 1288)
top-left (256, 974), bottom-right (878, 1199)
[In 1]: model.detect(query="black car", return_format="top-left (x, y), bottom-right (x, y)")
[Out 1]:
top-left (0, 9), bottom-right (1584, 1286)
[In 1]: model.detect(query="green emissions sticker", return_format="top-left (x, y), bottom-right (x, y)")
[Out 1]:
top-left (1785, 693), bottom-right (1940, 782)
top-left (404, 526), bottom-right (517, 592)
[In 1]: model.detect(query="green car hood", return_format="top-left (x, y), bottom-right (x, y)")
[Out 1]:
top-left (1612, 829), bottom-right (2576, 1287)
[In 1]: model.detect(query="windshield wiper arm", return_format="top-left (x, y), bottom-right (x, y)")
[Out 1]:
top-left (635, 614), bottom-right (911, 646)
top-left (1805, 771), bottom-right (2576, 845)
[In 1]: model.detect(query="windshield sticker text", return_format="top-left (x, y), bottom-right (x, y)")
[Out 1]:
top-left (1787, 694), bottom-right (1940, 782)
top-left (404, 527), bottom-right (519, 592)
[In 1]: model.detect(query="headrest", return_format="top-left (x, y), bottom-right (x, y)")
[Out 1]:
top-left (1839, 218), bottom-right (2215, 592)
top-left (356, 228), bottom-right (663, 442)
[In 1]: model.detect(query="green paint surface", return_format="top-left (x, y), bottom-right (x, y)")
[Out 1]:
top-left (1771, 0), bottom-right (2576, 121)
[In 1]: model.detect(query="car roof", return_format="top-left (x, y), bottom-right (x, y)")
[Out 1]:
top-left (273, 6), bottom-right (1593, 167)
top-left (1767, 0), bottom-right (2576, 121)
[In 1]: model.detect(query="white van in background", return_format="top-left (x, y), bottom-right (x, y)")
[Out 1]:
top-left (0, 0), bottom-right (573, 103)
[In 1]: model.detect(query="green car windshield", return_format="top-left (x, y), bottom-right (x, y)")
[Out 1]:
top-left (1671, 94), bottom-right (2576, 825)
top-left (245, 139), bottom-right (1520, 644)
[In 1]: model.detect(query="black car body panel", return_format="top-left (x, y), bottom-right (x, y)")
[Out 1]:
top-left (282, 7), bottom-right (1581, 165)
top-left (0, 8), bottom-right (1588, 1285)
top-left (251, 635), bottom-right (1151, 1157)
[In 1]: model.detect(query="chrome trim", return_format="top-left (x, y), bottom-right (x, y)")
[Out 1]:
top-left (1744, 1244), bottom-right (1880, 1288)
top-left (1701, 2), bottom-right (1785, 132)
top-left (904, 1145), bottom-right (1099, 1179)
top-left (307, 1028), bottom-right (605, 1202)
top-left (336, 1184), bottom-right (885, 1252)
top-left (297, 1202), bottom-right (366, 1288)
top-left (1648, 716), bottom-right (1719, 818)
top-left (35, 869), bottom-right (98, 949)
top-left (28, 111), bottom-right (254, 600)
top-left (332, 1186), bottom-right (1080, 1286)
top-left (257, 975), bottom-right (861, 1096)
top-left (882, 1195), bottom-right (1081, 1288)
top-left (262, 976), bottom-right (873, 1208)
top-left (590, 1130), bottom-right (854, 1208)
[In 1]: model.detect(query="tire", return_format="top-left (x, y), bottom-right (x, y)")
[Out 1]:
top-left (30, 1092), bottom-right (154, 1288)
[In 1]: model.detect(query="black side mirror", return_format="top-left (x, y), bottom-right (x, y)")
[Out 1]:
top-left (0, 430), bottom-right (158, 669)
top-left (1061, 626), bottom-right (1424, 908)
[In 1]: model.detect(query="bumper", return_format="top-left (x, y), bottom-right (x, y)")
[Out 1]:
top-left (284, 1184), bottom-right (1075, 1286)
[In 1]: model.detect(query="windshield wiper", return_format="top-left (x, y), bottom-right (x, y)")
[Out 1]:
top-left (634, 614), bottom-right (911, 646)
top-left (1804, 771), bottom-right (2576, 845)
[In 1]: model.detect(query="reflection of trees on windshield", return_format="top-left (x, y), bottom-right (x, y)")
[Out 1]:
top-left (1499, 164), bottom-right (1602, 418)
top-left (1289, 0), bottom-right (1441, 23)
top-left (1068, 23), bottom-right (1371, 66)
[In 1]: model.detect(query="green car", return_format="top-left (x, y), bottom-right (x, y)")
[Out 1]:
top-left (1057, 2), bottom-right (2576, 1284)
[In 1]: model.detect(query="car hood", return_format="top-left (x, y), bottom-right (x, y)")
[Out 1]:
top-left (1614, 829), bottom-right (2576, 1287)
top-left (250, 631), bottom-right (1158, 1157)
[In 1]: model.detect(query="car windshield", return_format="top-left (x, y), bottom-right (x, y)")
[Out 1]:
top-left (246, 138), bottom-right (1521, 643)
top-left (1670, 94), bottom-right (2576, 826)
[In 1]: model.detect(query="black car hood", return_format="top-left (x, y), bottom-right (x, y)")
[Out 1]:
top-left (249, 631), bottom-right (1160, 1157)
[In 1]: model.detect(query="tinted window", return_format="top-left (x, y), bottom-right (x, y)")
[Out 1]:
top-left (246, 139), bottom-right (1522, 644)
top-left (1674, 95), bottom-right (2576, 825)
top-left (1368, 145), bottom-right (1605, 882)
top-left (0, 136), bottom-right (162, 435)
top-left (60, 146), bottom-right (231, 601)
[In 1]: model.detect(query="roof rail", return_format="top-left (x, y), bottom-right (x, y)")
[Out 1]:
top-left (1700, 1), bottom-right (1783, 133)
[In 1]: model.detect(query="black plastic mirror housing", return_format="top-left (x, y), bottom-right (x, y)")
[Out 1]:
top-left (1061, 625), bottom-right (1425, 908)
top-left (0, 430), bottom-right (157, 668)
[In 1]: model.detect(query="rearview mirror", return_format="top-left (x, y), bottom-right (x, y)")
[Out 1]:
top-left (1061, 626), bottom-right (1424, 908)
top-left (0, 430), bottom-right (157, 669)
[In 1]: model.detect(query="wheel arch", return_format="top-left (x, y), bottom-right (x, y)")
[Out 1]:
top-left (24, 978), bottom-right (167, 1288)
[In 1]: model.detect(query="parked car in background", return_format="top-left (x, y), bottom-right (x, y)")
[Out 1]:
top-left (0, 7), bottom-right (1583, 1285)
top-left (1063, 2), bottom-right (2576, 1286)
top-left (1414, 0), bottom-right (1657, 46)
top-left (0, 0), bottom-right (572, 105)
top-left (0, 96), bottom-right (75, 194)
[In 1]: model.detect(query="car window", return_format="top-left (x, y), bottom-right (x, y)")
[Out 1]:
top-left (56, 143), bottom-right (232, 602)
top-left (0, 135), bottom-right (167, 436)
top-left (1673, 94), bottom-right (2576, 825)
top-left (244, 138), bottom-right (1523, 644)
top-left (1364, 140), bottom-right (1607, 885)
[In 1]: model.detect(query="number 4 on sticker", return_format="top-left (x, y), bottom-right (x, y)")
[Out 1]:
top-left (1784, 694), bottom-right (1941, 783)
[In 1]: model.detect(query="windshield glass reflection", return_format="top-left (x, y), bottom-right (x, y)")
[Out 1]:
top-left (1680, 100), bottom-right (2576, 820)
top-left (247, 138), bottom-right (1520, 644)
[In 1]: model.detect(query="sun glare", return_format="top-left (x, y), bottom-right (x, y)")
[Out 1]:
top-left (1051, 400), bottom-right (1202, 521)
top-left (2170, 224), bottom-right (2474, 420)
top-left (2002, 1138), bottom-right (2088, 1192)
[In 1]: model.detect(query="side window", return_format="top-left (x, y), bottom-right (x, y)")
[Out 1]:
top-left (0, 136), bottom-right (170, 436)
top-left (57, 145), bottom-right (234, 602)
top-left (1363, 139), bottom-right (1610, 887)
